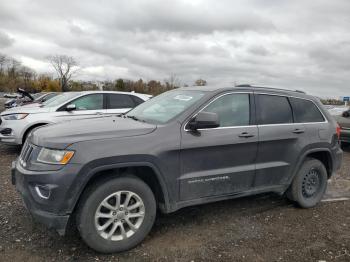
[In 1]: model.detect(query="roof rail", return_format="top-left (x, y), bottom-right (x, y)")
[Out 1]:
top-left (236, 85), bottom-right (307, 94)
top-left (235, 84), bottom-right (251, 87)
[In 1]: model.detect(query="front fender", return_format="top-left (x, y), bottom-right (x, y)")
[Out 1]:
top-left (68, 159), bottom-right (171, 214)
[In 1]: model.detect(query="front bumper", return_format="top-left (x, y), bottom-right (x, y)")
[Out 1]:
top-left (0, 118), bottom-right (26, 145)
top-left (12, 160), bottom-right (82, 235)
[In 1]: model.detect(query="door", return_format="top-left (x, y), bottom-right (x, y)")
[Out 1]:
top-left (179, 93), bottom-right (258, 201)
top-left (106, 93), bottom-right (137, 115)
top-left (254, 94), bottom-right (308, 187)
top-left (54, 93), bottom-right (106, 121)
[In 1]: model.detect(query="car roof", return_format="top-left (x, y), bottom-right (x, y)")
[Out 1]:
top-left (78, 90), bottom-right (146, 95)
top-left (179, 85), bottom-right (312, 100)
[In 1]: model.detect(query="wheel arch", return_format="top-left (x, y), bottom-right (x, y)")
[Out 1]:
top-left (72, 162), bottom-right (171, 215)
top-left (291, 148), bottom-right (333, 184)
top-left (22, 122), bottom-right (50, 144)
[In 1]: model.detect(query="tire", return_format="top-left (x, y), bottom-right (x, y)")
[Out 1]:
top-left (340, 141), bottom-right (349, 149)
top-left (76, 176), bottom-right (156, 253)
top-left (287, 158), bottom-right (328, 208)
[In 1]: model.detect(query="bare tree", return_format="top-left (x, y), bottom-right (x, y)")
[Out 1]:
top-left (7, 58), bottom-right (21, 79)
top-left (48, 55), bottom-right (78, 91)
top-left (194, 78), bottom-right (207, 86)
top-left (0, 54), bottom-right (8, 76)
top-left (165, 73), bottom-right (181, 89)
top-left (19, 66), bottom-right (36, 89)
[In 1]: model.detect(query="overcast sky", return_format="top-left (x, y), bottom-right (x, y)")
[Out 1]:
top-left (0, 0), bottom-right (349, 97)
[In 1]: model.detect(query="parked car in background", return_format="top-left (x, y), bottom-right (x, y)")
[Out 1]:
top-left (327, 106), bottom-right (348, 116)
top-left (4, 90), bottom-right (60, 109)
top-left (4, 88), bottom-right (34, 108)
top-left (0, 91), bottom-right (150, 145)
top-left (12, 85), bottom-right (342, 253)
top-left (3, 93), bottom-right (19, 98)
top-left (17, 92), bottom-right (60, 108)
top-left (334, 109), bottom-right (350, 146)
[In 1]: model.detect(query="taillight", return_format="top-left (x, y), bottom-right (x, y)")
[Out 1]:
top-left (336, 124), bottom-right (341, 140)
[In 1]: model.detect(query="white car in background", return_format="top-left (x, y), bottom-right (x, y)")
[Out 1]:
top-left (0, 91), bottom-right (151, 145)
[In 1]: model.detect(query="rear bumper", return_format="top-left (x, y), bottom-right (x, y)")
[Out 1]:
top-left (340, 129), bottom-right (350, 143)
top-left (333, 145), bottom-right (343, 171)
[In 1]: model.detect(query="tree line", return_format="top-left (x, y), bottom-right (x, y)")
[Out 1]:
top-left (0, 53), bottom-right (208, 96)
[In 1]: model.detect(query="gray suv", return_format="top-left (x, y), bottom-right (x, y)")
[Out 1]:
top-left (12, 85), bottom-right (343, 253)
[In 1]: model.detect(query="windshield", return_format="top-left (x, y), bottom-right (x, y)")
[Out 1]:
top-left (42, 92), bottom-right (80, 107)
top-left (126, 90), bottom-right (205, 124)
top-left (32, 93), bottom-right (43, 100)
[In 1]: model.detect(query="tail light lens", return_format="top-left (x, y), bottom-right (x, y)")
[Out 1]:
top-left (336, 124), bottom-right (341, 140)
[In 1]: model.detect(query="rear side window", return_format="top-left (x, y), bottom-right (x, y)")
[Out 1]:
top-left (107, 94), bottom-right (135, 109)
top-left (257, 94), bottom-right (293, 124)
top-left (203, 93), bottom-right (250, 127)
top-left (289, 97), bottom-right (325, 123)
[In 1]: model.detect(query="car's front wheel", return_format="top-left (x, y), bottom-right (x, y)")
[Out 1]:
top-left (287, 158), bottom-right (328, 208)
top-left (76, 176), bottom-right (156, 253)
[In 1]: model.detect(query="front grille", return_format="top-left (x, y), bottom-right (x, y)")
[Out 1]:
top-left (19, 142), bottom-right (34, 167)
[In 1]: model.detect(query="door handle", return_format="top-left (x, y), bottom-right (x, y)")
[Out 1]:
top-left (292, 128), bottom-right (305, 134)
top-left (95, 112), bottom-right (104, 115)
top-left (238, 132), bottom-right (254, 138)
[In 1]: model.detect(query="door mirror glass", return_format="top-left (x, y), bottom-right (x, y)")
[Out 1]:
top-left (66, 104), bottom-right (76, 111)
top-left (342, 110), bottom-right (350, 118)
top-left (188, 111), bottom-right (219, 130)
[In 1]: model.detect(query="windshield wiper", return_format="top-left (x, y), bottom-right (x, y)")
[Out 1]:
top-left (125, 115), bottom-right (145, 122)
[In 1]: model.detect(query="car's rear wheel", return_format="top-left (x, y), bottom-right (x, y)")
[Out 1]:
top-left (76, 176), bottom-right (156, 253)
top-left (286, 158), bottom-right (328, 208)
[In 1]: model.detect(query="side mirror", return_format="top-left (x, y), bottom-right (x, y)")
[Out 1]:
top-left (66, 104), bottom-right (76, 111)
top-left (187, 111), bottom-right (220, 130)
top-left (342, 110), bottom-right (350, 118)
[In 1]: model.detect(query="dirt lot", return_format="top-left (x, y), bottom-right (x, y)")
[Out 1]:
top-left (0, 99), bottom-right (349, 262)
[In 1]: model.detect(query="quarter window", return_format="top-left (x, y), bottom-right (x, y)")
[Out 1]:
top-left (289, 97), bottom-right (325, 123)
top-left (203, 93), bottom-right (250, 127)
top-left (71, 94), bottom-right (103, 110)
top-left (131, 96), bottom-right (145, 106)
top-left (257, 95), bottom-right (293, 124)
top-left (107, 94), bottom-right (135, 109)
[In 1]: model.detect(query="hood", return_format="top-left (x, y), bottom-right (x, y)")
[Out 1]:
top-left (31, 115), bottom-right (157, 149)
top-left (1, 106), bottom-right (52, 115)
top-left (18, 102), bottom-right (41, 108)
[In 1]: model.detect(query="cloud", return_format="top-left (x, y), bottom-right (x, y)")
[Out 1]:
top-left (0, 0), bottom-right (350, 97)
top-left (0, 31), bottom-right (14, 48)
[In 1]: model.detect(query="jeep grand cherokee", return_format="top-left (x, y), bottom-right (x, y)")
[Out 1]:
top-left (12, 85), bottom-right (343, 253)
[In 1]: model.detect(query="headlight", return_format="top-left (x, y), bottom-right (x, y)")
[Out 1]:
top-left (37, 148), bottom-right (75, 165)
top-left (2, 113), bottom-right (29, 120)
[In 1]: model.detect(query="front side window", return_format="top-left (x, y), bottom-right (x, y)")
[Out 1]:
top-left (107, 94), bottom-right (135, 109)
top-left (289, 97), bottom-right (325, 123)
top-left (202, 93), bottom-right (250, 127)
top-left (126, 90), bottom-right (205, 124)
top-left (257, 94), bottom-right (293, 124)
top-left (71, 94), bottom-right (103, 110)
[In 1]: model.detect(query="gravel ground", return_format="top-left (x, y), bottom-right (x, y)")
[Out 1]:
top-left (0, 99), bottom-right (349, 262)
